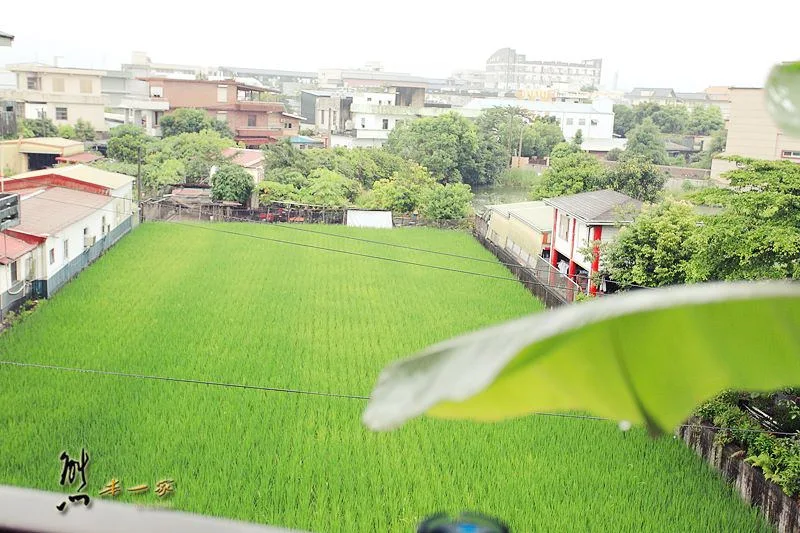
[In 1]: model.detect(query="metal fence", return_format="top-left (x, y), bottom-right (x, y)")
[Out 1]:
top-left (473, 215), bottom-right (583, 308)
top-left (143, 201), bottom-right (347, 225)
top-left (30, 216), bottom-right (133, 301)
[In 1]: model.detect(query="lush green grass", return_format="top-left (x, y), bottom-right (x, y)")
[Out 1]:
top-left (0, 223), bottom-right (769, 532)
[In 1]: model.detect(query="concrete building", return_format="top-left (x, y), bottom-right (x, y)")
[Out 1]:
top-left (0, 137), bottom-right (86, 174)
top-left (463, 98), bottom-right (615, 142)
top-left (0, 31), bottom-right (13, 47)
top-left (544, 189), bottom-right (641, 295)
top-left (1, 64), bottom-right (107, 133)
top-left (625, 88), bottom-right (678, 106)
top-left (0, 165), bottom-right (135, 314)
top-left (217, 67), bottom-right (316, 95)
top-left (485, 48), bottom-right (602, 93)
top-left (705, 86), bottom-right (732, 122)
top-left (484, 201), bottom-right (554, 264)
top-left (121, 51), bottom-right (210, 80)
top-left (142, 78), bottom-right (301, 148)
top-left (712, 87), bottom-right (800, 177)
top-left (102, 70), bottom-right (169, 136)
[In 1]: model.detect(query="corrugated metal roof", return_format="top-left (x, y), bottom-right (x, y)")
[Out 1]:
top-left (7, 164), bottom-right (133, 190)
top-left (543, 189), bottom-right (641, 224)
top-left (13, 187), bottom-right (114, 236)
top-left (289, 135), bottom-right (323, 144)
top-left (222, 148), bottom-right (264, 168)
top-left (0, 234), bottom-right (36, 264)
top-left (55, 153), bottom-right (103, 164)
top-left (487, 201), bottom-right (553, 232)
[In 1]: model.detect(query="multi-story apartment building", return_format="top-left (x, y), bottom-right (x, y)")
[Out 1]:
top-left (142, 78), bottom-right (301, 148)
top-left (0, 64), bottom-right (107, 133)
top-left (102, 71), bottom-right (169, 136)
top-left (485, 48), bottom-right (602, 93)
top-left (711, 87), bottom-right (800, 177)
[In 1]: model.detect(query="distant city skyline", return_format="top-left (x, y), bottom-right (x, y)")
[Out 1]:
top-left (2, 0), bottom-right (797, 92)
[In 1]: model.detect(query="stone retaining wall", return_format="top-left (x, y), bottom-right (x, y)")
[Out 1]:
top-left (679, 420), bottom-right (800, 532)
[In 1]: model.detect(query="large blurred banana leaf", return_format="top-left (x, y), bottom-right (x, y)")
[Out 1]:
top-left (363, 282), bottom-right (800, 434)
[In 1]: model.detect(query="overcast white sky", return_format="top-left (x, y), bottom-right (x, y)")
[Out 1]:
top-left (2, 0), bottom-right (798, 91)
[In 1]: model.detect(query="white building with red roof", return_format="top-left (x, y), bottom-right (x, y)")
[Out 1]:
top-left (0, 165), bottom-right (135, 314)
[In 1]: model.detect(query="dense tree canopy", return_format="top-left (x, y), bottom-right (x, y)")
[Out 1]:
top-left (74, 119), bottom-right (96, 141)
top-left (623, 119), bottom-right (669, 165)
top-left (530, 143), bottom-right (605, 199)
top-left (160, 108), bottom-right (234, 138)
top-left (604, 156), bottom-right (666, 203)
top-left (386, 112), bottom-right (482, 185)
top-left (602, 200), bottom-right (700, 288)
top-left (602, 158), bottom-right (800, 289)
top-left (20, 117), bottom-right (57, 138)
top-left (687, 158), bottom-right (800, 281)
top-left (211, 164), bottom-right (254, 205)
top-left (613, 102), bottom-right (725, 138)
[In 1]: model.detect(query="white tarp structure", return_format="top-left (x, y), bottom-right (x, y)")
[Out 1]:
top-left (346, 210), bottom-right (393, 229)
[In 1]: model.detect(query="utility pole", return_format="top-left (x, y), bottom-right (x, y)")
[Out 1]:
top-left (136, 145), bottom-right (143, 223)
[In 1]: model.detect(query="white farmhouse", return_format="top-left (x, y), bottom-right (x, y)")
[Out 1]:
top-left (543, 189), bottom-right (641, 295)
top-left (0, 166), bottom-right (135, 314)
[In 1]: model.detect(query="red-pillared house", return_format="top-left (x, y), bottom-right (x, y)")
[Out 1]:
top-left (544, 189), bottom-right (641, 295)
top-left (143, 78), bottom-right (303, 148)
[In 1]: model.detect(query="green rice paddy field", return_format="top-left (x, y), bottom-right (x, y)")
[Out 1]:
top-left (0, 223), bottom-right (770, 532)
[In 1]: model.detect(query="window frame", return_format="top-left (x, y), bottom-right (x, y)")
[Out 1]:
top-left (55, 107), bottom-right (68, 121)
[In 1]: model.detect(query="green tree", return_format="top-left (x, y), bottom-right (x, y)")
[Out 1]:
top-left (606, 148), bottom-right (623, 161)
top-left (386, 112), bottom-right (485, 185)
top-left (154, 130), bottom-right (234, 183)
top-left (650, 106), bottom-right (689, 134)
top-left (687, 158), bottom-right (800, 281)
top-left (211, 163), bottom-right (254, 205)
top-left (530, 147), bottom-right (605, 199)
top-left (160, 108), bottom-right (233, 138)
top-left (363, 165), bottom-right (437, 213)
top-left (153, 159), bottom-right (186, 186)
top-left (262, 139), bottom-right (309, 173)
top-left (524, 118), bottom-right (564, 158)
top-left (624, 118), bottom-right (668, 165)
top-left (422, 183), bottom-right (474, 220)
top-left (602, 200), bottom-right (701, 288)
top-left (107, 124), bottom-right (152, 163)
top-left (21, 117), bottom-right (57, 138)
top-left (74, 118), bottom-right (96, 141)
top-left (572, 129), bottom-right (584, 147)
top-left (300, 169), bottom-right (360, 206)
top-left (57, 124), bottom-right (76, 139)
top-left (258, 181), bottom-right (299, 204)
top-left (686, 106), bottom-right (725, 136)
top-left (604, 156), bottom-right (666, 202)
top-left (613, 105), bottom-right (636, 137)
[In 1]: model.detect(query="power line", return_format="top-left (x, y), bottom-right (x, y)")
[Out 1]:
top-left (0, 359), bottom-right (796, 436)
top-left (14, 192), bottom-right (654, 291)
top-left (23, 195), bottom-right (555, 291)
top-left (0, 360), bottom-right (369, 400)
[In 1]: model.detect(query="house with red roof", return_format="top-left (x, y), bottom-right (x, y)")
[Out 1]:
top-left (0, 165), bottom-right (136, 315)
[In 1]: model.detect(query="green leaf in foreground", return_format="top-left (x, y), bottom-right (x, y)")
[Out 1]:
top-left (363, 282), bottom-right (800, 434)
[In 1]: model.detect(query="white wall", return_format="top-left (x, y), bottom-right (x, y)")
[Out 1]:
top-left (555, 109), bottom-right (613, 141)
top-left (42, 196), bottom-right (130, 280)
top-left (351, 92), bottom-right (395, 106)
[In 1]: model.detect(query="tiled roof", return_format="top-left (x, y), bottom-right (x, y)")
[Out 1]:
top-left (222, 148), bottom-right (264, 168)
top-left (0, 234), bottom-right (36, 264)
top-left (7, 164), bottom-right (133, 190)
top-left (543, 189), bottom-right (641, 224)
top-left (13, 188), bottom-right (114, 236)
